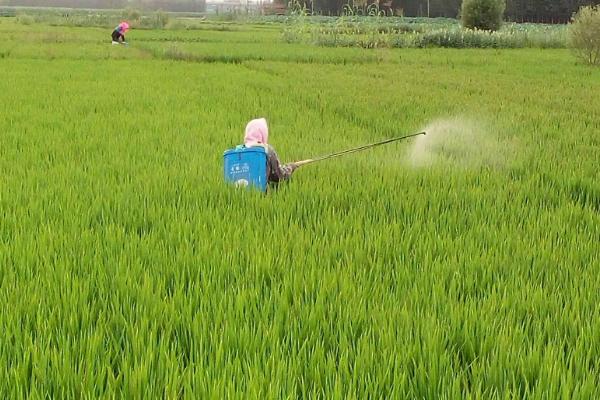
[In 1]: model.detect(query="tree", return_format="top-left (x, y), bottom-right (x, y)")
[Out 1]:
top-left (569, 5), bottom-right (600, 65)
top-left (461, 0), bottom-right (506, 31)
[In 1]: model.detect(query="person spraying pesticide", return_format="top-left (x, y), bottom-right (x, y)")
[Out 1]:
top-left (244, 118), bottom-right (298, 184)
top-left (223, 118), bottom-right (425, 192)
top-left (223, 118), bottom-right (298, 192)
top-left (111, 22), bottom-right (129, 45)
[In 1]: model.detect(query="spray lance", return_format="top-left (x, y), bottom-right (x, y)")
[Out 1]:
top-left (291, 131), bottom-right (426, 168)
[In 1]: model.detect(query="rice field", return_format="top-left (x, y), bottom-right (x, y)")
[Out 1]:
top-left (1, 17), bottom-right (599, 398)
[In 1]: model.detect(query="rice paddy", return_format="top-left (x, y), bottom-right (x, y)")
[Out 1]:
top-left (0, 16), bottom-right (599, 398)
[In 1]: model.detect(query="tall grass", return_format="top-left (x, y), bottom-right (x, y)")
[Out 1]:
top-left (285, 15), bottom-right (567, 49)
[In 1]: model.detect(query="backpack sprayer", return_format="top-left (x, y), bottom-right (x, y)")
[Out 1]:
top-left (223, 131), bottom-right (426, 192)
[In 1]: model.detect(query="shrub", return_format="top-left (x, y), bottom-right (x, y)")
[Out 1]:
top-left (124, 8), bottom-right (142, 23)
top-left (166, 19), bottom-right (188, 30)
top-left (16, 14), bottom-right (35, 25)
top-left (568, 5), bottom-right (600, 65)
top-left (152, 10), bottom-right (170, 29)
top-left (461, 0), bottom-right (505, 31)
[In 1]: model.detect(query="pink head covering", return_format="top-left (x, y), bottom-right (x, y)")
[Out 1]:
top-left (119, 22), bottom-right (130, 33)
top-left (244, 118), bottom-right (269, 147)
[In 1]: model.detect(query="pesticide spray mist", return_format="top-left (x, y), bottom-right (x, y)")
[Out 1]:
top-left (408, 116), bottom-right (508, 169)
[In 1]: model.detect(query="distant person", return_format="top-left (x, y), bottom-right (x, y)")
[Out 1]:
top-left (244, 118), bottom-right (297, 184)
top-left (111, 22), bottom-right (129, 45)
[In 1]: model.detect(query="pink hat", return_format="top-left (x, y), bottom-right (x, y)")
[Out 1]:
top-left (119, 22), bottom-right (130, 33)
top-left (244, 118), bottom-right (269, 147)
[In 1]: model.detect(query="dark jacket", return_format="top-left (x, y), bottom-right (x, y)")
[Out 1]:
top-left (111, 30), bottom-right (125, 42)
top-left (265, 144), bottom-right (294, 184)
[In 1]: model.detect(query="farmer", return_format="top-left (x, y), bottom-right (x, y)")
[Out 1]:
top-left (244, 118), bottom-right (297, 184)
top-left (111, 22), bottom-right (129, 44)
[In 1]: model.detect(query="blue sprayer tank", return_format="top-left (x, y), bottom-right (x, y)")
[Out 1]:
top-left (223, 145), bottom-right (268, 192)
